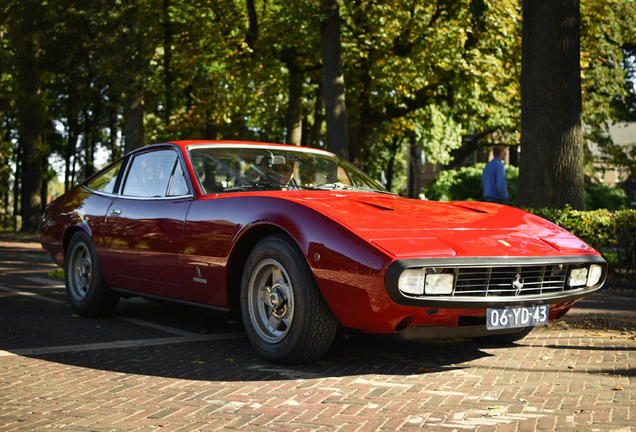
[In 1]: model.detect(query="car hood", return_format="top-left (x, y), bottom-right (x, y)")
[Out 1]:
top-left (289, 193), bottom-right (597, 258)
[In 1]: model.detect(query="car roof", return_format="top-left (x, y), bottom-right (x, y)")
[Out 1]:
top-left (165, 140), bottom-right (334, 156)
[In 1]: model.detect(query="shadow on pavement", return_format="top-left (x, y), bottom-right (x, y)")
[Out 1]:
top-left (1, 296), bottom-right (496, 382)
top-left (1, 238), bottom-right (634, 383)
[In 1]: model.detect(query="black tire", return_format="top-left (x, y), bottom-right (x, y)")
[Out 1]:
top-left (65, 231), bottom-right (119, 318)
top-left (240, 234), bottom-right (338, 364)
top-left (475, 326), bottom-right (534, 346)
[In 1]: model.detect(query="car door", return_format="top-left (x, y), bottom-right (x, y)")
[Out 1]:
top-left (104, 148), bottom-right (193, 298)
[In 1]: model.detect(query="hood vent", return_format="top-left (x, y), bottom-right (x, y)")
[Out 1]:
top-left (450, 203), bottom-right (491, 214)
top-left (355, 200), bottom-right (395, 211)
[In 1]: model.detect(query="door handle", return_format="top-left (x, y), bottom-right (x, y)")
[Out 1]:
top-left (109, 208), bottom-right (122, 216)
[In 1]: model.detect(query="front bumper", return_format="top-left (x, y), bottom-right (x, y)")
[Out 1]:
top-left (385, 255), bottom-right (607, 309)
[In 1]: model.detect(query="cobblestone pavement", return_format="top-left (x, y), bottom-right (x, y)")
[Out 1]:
top-left (0, 239), bottom-right (634, 431)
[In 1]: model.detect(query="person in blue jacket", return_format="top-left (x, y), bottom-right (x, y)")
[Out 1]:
top-left (481, 146), bottom-right (508, 204)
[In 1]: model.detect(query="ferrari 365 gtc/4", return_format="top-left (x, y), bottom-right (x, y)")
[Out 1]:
top-left (41, 141), bottom-right (607, 364)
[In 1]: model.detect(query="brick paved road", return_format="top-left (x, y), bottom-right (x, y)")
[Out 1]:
top-left (0, 239), bottom-right (634, 431)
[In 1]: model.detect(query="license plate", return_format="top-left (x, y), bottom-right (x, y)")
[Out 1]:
top-left (486, 305), bottom-right (549, 330)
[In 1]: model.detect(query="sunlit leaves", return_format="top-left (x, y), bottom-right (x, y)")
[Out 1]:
top-left (1, 0), bottom-right (634, 209)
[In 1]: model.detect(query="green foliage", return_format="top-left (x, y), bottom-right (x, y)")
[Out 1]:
top-left (581, 0), bottom-right (636, 127)
top-left (528, 207), bottom-right (636, 281)
top-left (425, 163), bottom-right (484, 202)
top-left (0, 139), bottom-right (12, 210)
top-left (414, 106), bottom-right (466, 167)
top-left (341, 0), bottom-right (524, 164)
top-left (585, 182), bottom-right (633, 211)
top-left (363, 128), bottom-right (408, 195)
top-left (48, 269), bottom-right (65, 279)
top-left (1, 0), bottom-right (635, 224)
top-left (580, 0), bottom-right (636, 175)
top-left (612, 210), bottom-right (636, 281)
top-left (425, 163), bottom-right (519, 204)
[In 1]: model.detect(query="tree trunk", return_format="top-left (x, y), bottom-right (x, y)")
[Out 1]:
top-left (321, 0), bottom-right (349, 160)
top-left (308, 81), bottom-right (325, 148)
top-left (123, 89), bottom-right (145, 154)
top-left (65, 124), bottom-right (78, 192)
top-left (163, 0), bottom-right (173, 125)
top-left (286, 68), bottom-right (304, 146)
top-left (83, 110), bottom-right (95, 179)
top-left (108, 103), bottom-right (121, 161)
top-left (16, 24), bottom-right (45, 232)
top-left (517, 0), bottom-right (585, 210)
top-left (13, 144), bottom-right (21, 223)
top-left (40, 152), bottom-right (49, 218)
top-left (407, 138), bottom-right (420, 199)
top-left (348, 125), bottom-right (371, 170)
top-left (385, 137), bottom-right (401, 192)
top-left (245, 0), bottom-right (259, 52)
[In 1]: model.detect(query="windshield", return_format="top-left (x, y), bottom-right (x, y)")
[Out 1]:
top-left (188, 145), bottom-right (388, 194)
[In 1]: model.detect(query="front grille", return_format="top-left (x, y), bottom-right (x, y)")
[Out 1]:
top-left (451, 264), bottom-right (570, 298)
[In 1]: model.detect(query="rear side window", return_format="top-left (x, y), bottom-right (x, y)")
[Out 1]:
top-left (123, 150), bottom-right (186, 198)
top-left (86, 160), bottom-right (123, 194)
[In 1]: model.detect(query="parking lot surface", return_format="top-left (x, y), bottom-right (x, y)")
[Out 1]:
top-left (0, 237), bottom-right (635, 431)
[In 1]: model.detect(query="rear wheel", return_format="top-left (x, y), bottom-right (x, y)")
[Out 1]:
top-left (241, 234), bottom-right (338, 364)
top-left (65, 231), bottom-right (119, 317)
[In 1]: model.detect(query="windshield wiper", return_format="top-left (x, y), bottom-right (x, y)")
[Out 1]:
top-left (224, 182), bottom-right (287, 192)
top-left (313, 183), bottom-right (394, 194)
top-left (314, 182), bottom-right (356, 191)
top-left (356, 186), bottom-right (396, 195)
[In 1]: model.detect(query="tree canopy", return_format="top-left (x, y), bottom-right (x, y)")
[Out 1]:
top-left (0, 0), bottom-right (635, 230)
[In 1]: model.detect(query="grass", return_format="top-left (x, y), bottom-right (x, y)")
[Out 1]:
top-left (48, 269), bottom-right (65, 279)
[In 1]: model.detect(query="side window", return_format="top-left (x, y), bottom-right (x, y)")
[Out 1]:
top-left (122, 150), bottom-right (178, 198)
top-left (167, 162), bottom-right (190, 196)
top-left (86, 160), bottom-right (123, 194)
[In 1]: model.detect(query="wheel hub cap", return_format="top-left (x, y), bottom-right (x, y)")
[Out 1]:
top-left (265, 284), bottom-right (288, 318)
top-left (248, 259), bottom-right (295, 343)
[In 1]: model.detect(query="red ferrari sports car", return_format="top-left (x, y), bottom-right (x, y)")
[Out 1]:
top-left (41, 141), bottom-right (607, 364)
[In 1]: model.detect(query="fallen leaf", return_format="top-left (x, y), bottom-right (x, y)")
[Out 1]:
top-left (226, 358), bottom-right (236, 362)
top-left (612, 386), bottom-right (624, 391)
top-left (419, 367), bottom-right (430, 372)
top-left (487, 406), bottom-right (505, 410)
top-left (200, 330), bottom-right (209, 334)
top-left (191, 360), bottom-right (205, 364)
top-left (587, 343), bottom-right (594, 347)
top-left (568, 365), bottom-right (576, 369)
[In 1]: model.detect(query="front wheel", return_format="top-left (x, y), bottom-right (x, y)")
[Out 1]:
top-left (241, 234), bottom-right (338, 364)
top-left (65, 231), bottom-right (119, 317)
